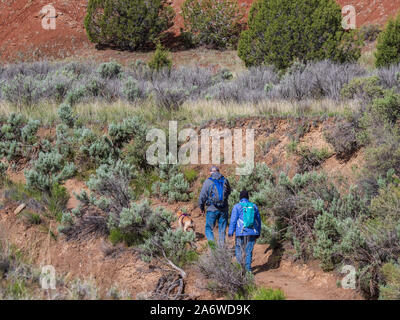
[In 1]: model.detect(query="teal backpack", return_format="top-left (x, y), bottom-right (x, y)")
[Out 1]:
top-left (241, 202), bottom-right (255, 229)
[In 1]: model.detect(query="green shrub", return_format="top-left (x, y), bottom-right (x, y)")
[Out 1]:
top-left (238, 0), bottom-right (362, 69)
top-left (257, 221), bottom-right (281, 248)
top-left (0, 162), bottom-right (8, 183)
top-left (79, 160), bottom-right (136, 215)
top-left (341, 76), bottom-right (384, 103)
top-left (349, 216), bottom-right (400, 299)
top-left (199, 244), bottom-right (254, 298)
top-left (370, 183), bottom-right (400, 222)
top-left (380, 262), bottom-right (400, 300)
top-left (375, 13), bottom-right (400, 68)
top-left (108, 116), bottom-right (147, 149)
top-left (56, 124), bottom-right (116, 169)
top-left (313, 211), bottom-right (342, 271)
top-left (260, 171), bottom-right (347, 260)
top-left (65, 87), bottom-right (86, 106)
top-left (0, 113), bottom-right (40, 163)
top-left (47, 183), bottom-right (70, 220)
top-left (61, 160), bottom-right (136, 239)
top-left (286, 140), bottom-right (298, 153)
top-left (25, 150), bottom-right (76, 194)
top-left (140, 228), bottom-right (196, 267)
top-left (84, 0), bottom-right (175, 50)
top-left (220, 68), bottom-right (233, 80)
top-left (297, 146), bottom-right (333, 173)
top-left (364, 126), bottom-right (400, 180)
top-left (57, 103), bottom-right (75, 128)
top-left (123, 77), bottom-right (147, 102)
top-left (21, 212), bottom-right (42, 226)
top-left (323, 121), bottom-right (360, 160)
top-left (55, 112), bottom-right (147, 170)
top-left (85, 77), bottom-right (106, 98)
top-left (97, 61), bottom-right (122, 79)
top-left (108, 228), bottom-right (122, 245)
top-left (153, 85), bottom-right (189, 110)
top-left (123, 135), bottom-right (151, 173)
top-left (70, 168), bottom-right (195, 264)
top-left (228, 162), bottom-right (275, 209)
top-left (148, 43), bottom-right (172, 72)
top-left (183, 168), bottom-right (198, 184)
top-left (1, 74), bottom-right (47, 106)
top-left (152, 163), bottom-right (192, 203)
top-left (333, 182), bottom-right (400, 299)
top-left (371, 90), bottom-right (400, 124)
top-left (181, 0), bottom-right (245, 49)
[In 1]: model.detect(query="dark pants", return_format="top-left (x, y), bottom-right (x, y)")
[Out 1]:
top-left (235, 235), bottom-right (257, 271)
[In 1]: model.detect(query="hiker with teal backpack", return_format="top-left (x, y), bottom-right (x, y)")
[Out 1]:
top-left (199, 166), bottom-right (231, 246)
top-left (228, 190), bottom-right (261, 272)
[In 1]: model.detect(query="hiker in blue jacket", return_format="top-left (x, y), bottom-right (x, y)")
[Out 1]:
top-left (228, 190), bottom-right (262, 272)
top-left (198, 166), bottom-right (231, 245)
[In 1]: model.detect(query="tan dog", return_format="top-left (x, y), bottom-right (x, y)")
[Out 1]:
top-left (177, 210), bottom-right (195, 232)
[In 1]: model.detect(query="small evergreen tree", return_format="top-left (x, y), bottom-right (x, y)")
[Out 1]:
top-left (238, 0), bottom-right (362, 70)
top-left (148, 43), bottom-right (172, 71)
top-left (84, 0), bottom-right (175, 50)
top-left (375, 13), bottom-right (400, 68)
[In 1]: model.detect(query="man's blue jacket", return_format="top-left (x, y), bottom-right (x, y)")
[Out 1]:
top-left (228, 198), bottom-right (262, 237)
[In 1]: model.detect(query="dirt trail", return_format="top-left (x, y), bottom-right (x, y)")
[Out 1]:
top-left (187, 208), bottom-right (362, 300)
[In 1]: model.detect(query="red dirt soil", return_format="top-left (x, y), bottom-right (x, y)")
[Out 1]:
top-left (0, 0), bottom-right (399, 63)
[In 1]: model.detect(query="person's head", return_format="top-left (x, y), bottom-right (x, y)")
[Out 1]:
top-left (240, 190), bottom-right (249, 200)
top-left (210, 165), bottom-right (220, 175)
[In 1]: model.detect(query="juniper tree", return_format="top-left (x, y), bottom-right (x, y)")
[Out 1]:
top-left (375, 13), bottom-right (400, 68)
top-left (238, 0), bottom-right (362, 70)
top-left (84, 0), bottom-right (175, 50)
top-left (148, 43), bottom-right (172, 72)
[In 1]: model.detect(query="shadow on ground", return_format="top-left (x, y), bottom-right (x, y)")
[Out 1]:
top-left (252, 245), bottom-right (284, 275)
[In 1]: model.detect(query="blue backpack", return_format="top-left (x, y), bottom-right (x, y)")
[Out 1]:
top-left (206, 177), bottom-right (226, 209)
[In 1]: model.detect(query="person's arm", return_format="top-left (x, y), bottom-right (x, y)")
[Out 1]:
top-left (198, 180), bottom-right (209, 213)
top-left (228, 205), bottom-right (239, 237)
top-left (255, 204), bottom-right (262, 236)
top-left (225, 178), bottom-right (231, 198)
